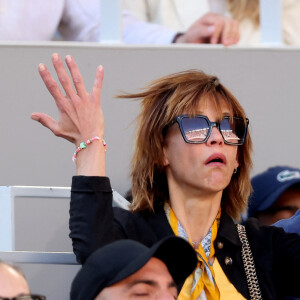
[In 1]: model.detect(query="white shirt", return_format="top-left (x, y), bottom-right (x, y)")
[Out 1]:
top-left (0, 0), bottom-right (101, 41)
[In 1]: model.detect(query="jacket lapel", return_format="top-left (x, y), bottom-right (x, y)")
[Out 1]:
top-left (148, 206), bottom-right (175, 239)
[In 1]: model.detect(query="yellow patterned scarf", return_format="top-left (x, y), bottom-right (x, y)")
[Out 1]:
top-left (164, 203), bottom-right (221, 300)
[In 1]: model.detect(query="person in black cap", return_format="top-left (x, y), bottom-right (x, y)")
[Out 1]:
top-left (70, 236), bottom-right (197, 300)
top-left (247, 165), bottom-right (300, 225)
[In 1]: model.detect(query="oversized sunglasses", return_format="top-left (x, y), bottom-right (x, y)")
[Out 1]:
top-left (166, 115), bottom-right (249, 145)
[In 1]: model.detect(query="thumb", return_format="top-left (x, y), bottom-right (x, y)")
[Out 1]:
top-left (31, 112), bottom-right (58, 134)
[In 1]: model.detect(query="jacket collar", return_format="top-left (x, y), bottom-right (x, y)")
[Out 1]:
top-left (146, 206), bottom-right (174, 239)
top-left (217, 211), bottom-right (241, 246)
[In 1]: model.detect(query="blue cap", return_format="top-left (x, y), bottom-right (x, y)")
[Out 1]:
top-left (248, 166), bottom-right (300, 218)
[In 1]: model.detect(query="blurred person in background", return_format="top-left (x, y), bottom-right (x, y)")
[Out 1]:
top-left (0, 261), bottom-right (45, 299)
top-left (122, 0), bottom-right (300, 46)
top-left (0, 0), bottom-right (100, 41)
top-left (247, 166), bottom-right (300, 225)
top-left (123, 0), bottom-right (240, 45)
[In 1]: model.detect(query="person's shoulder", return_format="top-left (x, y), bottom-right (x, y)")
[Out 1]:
top-left (113, 207), bottom-right (164, 246)
top-left (274, 210), bottom-right (300, 234)
top-left (113, 207), bottom-right (153, 223)
top-left (244, 216), bottom-right (300, 248)
top-left (243, 217), bottom-right (288, 243)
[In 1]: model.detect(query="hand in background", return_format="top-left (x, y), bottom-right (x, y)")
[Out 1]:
top-left (175, 12), bottom-right (240, 46)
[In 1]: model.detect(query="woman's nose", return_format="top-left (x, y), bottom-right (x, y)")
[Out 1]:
top-left (207, 126), bottom-right (224, 145)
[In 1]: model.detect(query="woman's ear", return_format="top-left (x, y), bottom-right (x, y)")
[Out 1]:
top-left (162, 146), bottom-right (169, 167)
top-left (234, 153), bottom-right (239, 169)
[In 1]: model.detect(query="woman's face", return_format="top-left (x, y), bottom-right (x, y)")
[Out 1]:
top-left (163, 97), bottom-right (239, 198)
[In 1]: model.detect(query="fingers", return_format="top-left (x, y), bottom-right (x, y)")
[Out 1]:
top-left (221, 19), bottom-right (240, 46)
top-left (33, 53), bottom-right (104, 145)
top-left (200, 13), bottom-right (239, 46)
top-left (38, 63), bottom-right (64, 110)
top-left (51, 53), bottom-right (76, 98)
top-left (65, 55), bottom-right (87, 98)
top-left (210, 21), bottom-right (223, 44)
top-left (198, 13), bottom-right (224, 44)
top-left (92, 65), bottom-right (104, 102)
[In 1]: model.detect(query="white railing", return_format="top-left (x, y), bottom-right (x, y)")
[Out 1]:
top-left (0, 186), bottom-right (129, 252)
top-left (0, 251), bottom-right (77, 265)
top-left (260, 0), bottom-right (282, 45)
top-left (101, 0), bottom-right (122, 43)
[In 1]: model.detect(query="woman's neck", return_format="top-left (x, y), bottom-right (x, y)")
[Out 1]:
top-left (169, 187), bottom-right (222, 245)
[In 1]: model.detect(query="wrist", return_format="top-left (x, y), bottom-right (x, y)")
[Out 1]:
top-left (72, 136), bottom-right (107, 162)
top-left (172, 32), bottom-right (185, 43)
top-left (75, 141), bottom-right (106, 176)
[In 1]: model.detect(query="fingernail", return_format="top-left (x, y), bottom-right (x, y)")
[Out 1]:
top-left (207, 25), bottom-right (215, 33)
top-left (52, 53), bottom-right (59, 62)
top-left (31, 114), bottom-right (39, 121)
top-left (66, 55), bottom-right (72, 63)
top-left (38, 63), bottom-right (45, 71)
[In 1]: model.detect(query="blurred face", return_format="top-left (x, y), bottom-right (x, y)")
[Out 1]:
top-left (0, 264), bottom-right (30, 298)
top-left (163, 97), bottom-right (239, 198)
top-left (96, 258), bottom-right (177, 300)
top-left (257, 187), bottom-right (300, 225)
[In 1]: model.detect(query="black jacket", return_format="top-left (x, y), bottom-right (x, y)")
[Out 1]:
top-left (70, 176), bottom-right (300, 300)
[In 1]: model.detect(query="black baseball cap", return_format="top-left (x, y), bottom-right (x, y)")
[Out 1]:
top-left (70, 236), bottom-right (197, 300)
top-left (248, 166), bottom-right (300, 217)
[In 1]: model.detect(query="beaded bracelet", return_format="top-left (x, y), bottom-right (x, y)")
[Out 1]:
top-left (72, 136), bottom-right (107, 162)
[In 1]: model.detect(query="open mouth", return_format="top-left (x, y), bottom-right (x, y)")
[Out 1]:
top-left (205, 154), bottom-right (226, 165)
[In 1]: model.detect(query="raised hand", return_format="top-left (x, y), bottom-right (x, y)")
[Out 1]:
top-left (31, 53), bottom-right (106, 176)
top-left (31, 53), bottom-right (104, 146)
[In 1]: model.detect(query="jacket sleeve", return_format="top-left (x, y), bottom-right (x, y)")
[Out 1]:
top-left (273, 228), bottom-right (300, 297)
top-left (122, 10), bottom-right (176, 44)
top-left (59, 0), bottom-right (101, 41)
top-left (69, 176), bottom-right (127, 264)
top-left (245, 219), bottom-right (300, 298)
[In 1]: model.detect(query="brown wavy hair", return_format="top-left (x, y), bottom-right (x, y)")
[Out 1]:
top-left (118, 70), bottom-right (253, 221)
top-left (227, 0), bottom-right (260, 26)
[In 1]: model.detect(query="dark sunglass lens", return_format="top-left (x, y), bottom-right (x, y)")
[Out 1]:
top-left (220, 118), bottom-right (245, 144)
top-left (181, 117), bottom-right (209, 142)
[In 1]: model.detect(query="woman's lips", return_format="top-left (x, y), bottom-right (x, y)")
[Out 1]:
top-left (205, 153), bottom-right (227, 165)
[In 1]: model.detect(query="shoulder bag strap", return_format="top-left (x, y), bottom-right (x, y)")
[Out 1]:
top-left (236, 224), bottom-right (263, 300)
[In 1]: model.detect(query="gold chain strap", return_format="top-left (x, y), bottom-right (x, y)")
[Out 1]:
top-left (236, 224), bottom-right (263, 300)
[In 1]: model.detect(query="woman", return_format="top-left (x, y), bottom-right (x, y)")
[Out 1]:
top-left (32, 53), bottom-right (300, 300)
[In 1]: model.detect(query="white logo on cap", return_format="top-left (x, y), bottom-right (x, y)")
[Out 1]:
top-left (277, 170), bottom-right (300, 182)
